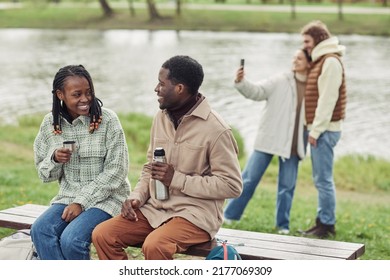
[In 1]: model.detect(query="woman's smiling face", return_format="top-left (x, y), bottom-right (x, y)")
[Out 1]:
top-left (292, 49), bottom-right (310, 73)
top-left (56, 76), bottom-right (92, 119)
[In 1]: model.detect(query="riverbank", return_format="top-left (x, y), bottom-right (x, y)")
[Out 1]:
top-left (0, 2), bottom-right (389, 36)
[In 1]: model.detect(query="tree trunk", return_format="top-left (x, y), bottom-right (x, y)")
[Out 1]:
top-left (176, 0), bottom-right (181, 17)
top-left (127, 0), bottom-right (136, 17)
top-left (146, 0), bottom-right (162, 20)
top-left (290, 0), bottom-right (296, 20)
top-left (338, 0), bottom-right (343, 21)
top-left (98, 0), bottom-right (114, 17)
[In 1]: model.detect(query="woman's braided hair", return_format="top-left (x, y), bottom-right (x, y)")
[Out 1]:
top-left (51, 65), bottom-right (102, 134)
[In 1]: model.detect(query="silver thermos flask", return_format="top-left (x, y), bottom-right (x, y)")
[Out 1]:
top-left (153, 147), bottom-right (169, 200)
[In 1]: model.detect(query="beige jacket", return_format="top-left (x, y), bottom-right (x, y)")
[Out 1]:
top-left (129, 97), bottom-right (243, 239)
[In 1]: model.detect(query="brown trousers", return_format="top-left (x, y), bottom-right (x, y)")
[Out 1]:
top-left (92, 210), bottom-right (210, 260)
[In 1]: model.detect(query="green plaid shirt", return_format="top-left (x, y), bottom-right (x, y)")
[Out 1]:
top-left (34, 108), bottom-right (131, 216)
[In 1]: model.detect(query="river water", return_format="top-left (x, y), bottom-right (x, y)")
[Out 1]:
top-left (0, 29), bottom-right (389, 160)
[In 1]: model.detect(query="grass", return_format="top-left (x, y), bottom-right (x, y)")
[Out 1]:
top-left (0, 4), bottom-right (389, 36)
top-left (0, 113), bottom-right (390, 259)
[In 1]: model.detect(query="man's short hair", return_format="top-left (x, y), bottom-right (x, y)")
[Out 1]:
top-left (162, 55), bottom-right (204, 95)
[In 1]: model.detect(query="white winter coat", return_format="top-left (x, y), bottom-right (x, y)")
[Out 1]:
top-left (235, 71), bottom-right (306, 159)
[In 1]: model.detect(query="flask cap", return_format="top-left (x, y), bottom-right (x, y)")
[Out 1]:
top-left (154, 147), bottom-right (165, 156)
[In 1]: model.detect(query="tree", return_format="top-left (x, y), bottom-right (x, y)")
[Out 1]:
top-left (290, 0), bottom-right (296, 20)
top-left (98, 0), bottom-right (114, 17)
top-left (337, 0), bottom-right (343, 21)
top-left (176, 0), bottom-right (182, 16)
top-left (127, 0), bottom-right (136, 17)
top-left (146, 0), bottom-right (162, 20)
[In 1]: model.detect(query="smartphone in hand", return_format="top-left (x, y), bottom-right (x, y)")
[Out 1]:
top-left (240, 59), bottom-right (245, 68)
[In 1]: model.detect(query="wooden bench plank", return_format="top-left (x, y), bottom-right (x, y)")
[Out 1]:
top-left (0, 204), bottom-right (49, 230)
top-left (215, 230), bottom-right (363, 260)
top-left (0, 204), bottom-right (365, 260)
top-left (0, 204), bottom-right (48, 230)
top-left (219, 227), bottom-right (364, 251)
top-left (0, 204), bottom-right (48, 218)
top-left (0, 213), bottom-right (37, 230)
top-left (216, 228), bottom-right (365, 260)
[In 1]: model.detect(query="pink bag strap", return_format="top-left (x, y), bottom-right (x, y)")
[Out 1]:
top-left (222, 242), bottom-right (228, 260)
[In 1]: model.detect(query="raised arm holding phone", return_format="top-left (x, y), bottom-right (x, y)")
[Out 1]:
top-left (224, 50), bottom-right (311, 234)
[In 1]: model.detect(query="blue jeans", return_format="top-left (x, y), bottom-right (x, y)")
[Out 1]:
top-left (31, 203), bottom-right (111, 260)
top-left (309, 130), bottom-right (341, 225)
top-left (224, 150), bottom-right (299, 230)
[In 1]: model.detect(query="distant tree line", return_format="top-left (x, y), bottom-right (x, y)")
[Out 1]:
top-left (43, 0), bottom-right (388, 20)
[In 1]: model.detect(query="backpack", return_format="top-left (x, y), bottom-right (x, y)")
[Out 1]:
top-left (206, 240), bottom-right (242, 260)
top-left (0, 229), bottom-right (38, 260)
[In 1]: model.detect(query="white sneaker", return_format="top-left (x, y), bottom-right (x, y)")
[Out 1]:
top-left (277, 229), bottom-right (290, 235)
top-left (224, 218), bottom-right (235, 225)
